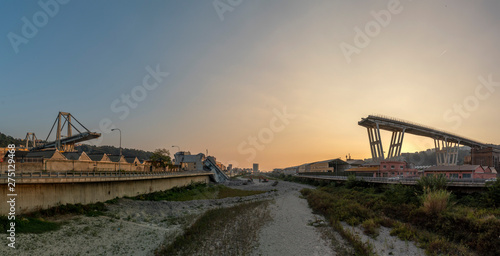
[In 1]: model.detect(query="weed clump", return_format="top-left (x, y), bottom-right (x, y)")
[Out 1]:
top-left (420, 188), bottom-right (451, 215)
top-left (361, 218), bottom-right (380, 237)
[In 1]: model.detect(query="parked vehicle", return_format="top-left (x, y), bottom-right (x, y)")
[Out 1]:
top-left (388, 176), bottom-right (403, 181)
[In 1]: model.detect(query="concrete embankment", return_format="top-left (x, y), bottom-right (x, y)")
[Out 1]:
top-left (0, 172), bottom-right (210, 215)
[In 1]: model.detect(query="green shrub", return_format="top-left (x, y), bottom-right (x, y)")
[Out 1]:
top-left (345, 175), bottom-right (369, 189)
top-left (417, 175), bottom-right (447, 192)
top-left (384, 184), bottom-right (419, 205)
top-left (485, 179), bottom-right (500, 207)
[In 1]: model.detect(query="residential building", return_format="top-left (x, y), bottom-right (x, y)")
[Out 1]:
top-left (379, 161), bottom-right (418, 177)
top-left (346, 161), bottom-right (418, 177)
top-left (177, 153), bottom-right (205, 171)
top-left (423, 165), bottom-right (497, 179)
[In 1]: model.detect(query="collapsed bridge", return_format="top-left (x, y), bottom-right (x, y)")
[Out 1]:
top-left (33, 112), bottom-right (101, 152)
top-left (358, 115), bottom-right (500, 166)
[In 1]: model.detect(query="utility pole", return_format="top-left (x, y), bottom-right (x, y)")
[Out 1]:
top-left (171, 145), bottom-right (180, 153)
top-left (112, 128), bottom-right (122, 176)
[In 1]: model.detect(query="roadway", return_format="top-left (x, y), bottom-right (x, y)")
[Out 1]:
top-left (0, 171), bottom-right (211, 184)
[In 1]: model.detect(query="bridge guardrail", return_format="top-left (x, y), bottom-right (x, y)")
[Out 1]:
top-left (0, 170), bottom-right (208, 180)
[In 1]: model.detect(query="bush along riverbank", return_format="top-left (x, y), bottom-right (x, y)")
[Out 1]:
top-left (299, 175), bottom-right (500, 256)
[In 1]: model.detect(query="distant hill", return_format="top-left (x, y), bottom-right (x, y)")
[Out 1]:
top-left (0, 132), bottom-right (153, 161)
top-left (363, 147), bottom-right (479, 166)
top-left (0, 132), bottom-right (24, 147)
top-left (76, 144), bottom-right (153, 161)
top-left (399, 147), bottom-right (471, 166)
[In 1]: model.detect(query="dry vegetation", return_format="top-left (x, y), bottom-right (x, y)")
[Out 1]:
top-left (293, 174), bottom-right (500, 256)
top-left (155, 200), bottom-right (272, 256)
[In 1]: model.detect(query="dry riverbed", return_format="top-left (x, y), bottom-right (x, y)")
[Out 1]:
top-left (1, 179), bottom-right (425, 256)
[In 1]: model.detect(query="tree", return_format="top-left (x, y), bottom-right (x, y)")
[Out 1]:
top-left (149, 148), bottom-right (172, 168)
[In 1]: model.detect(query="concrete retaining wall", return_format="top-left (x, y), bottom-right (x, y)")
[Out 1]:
top-left (0, 160), bottom-right (151, 173)
top-left (1, 174), bottom-right (210, 215)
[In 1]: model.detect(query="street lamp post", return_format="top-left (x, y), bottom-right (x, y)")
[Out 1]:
top-left (171, 145), bottom-right (180, 152)
top-left (112, 128), bottom-right (122, 176)
top-left (171, 145), bottom-right (181, 171)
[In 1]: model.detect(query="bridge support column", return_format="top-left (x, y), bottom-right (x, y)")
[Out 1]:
top-left (434, 138), bottom-right (460, 166)
top-left (367, 123), bottom-right (384, 162)
top-left (387, 129), bottom-right (405, 160)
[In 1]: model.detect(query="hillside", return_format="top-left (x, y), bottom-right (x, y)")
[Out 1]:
top-left (76, 144), bottom-right (153, 161)
top-left (0, 132), bottom-right (24, 147)
top-left (0, 132), bottom-right (153, 160)
top-left (400, 147), bottom-right (471, 166)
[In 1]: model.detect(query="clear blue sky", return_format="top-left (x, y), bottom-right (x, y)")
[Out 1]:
top-left (2, 1), bottom-right (500, 171)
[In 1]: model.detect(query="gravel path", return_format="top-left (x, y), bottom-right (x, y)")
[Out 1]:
top-left (250, 188), bottom-right (335, 256)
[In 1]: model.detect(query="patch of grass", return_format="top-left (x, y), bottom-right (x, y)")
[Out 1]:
top-left (390, 221), bottom-right (472, 256)
top-left (361, 218), bottom-right (380, 237)
top-left (331, 220), bottom-right (376, 256)
top-left (301, 187), bottom-right (378, 225)
top-left (130, 182), bottom-right (266, 201)
top-left (0, 201), bottom-right (109, 234)
top-left (0, 216), bottom-right (61, 234)
top-left (30, 202), bottom-right (108, 217)
top-left (130, 182), bottom-right (218, 201)
top-left (105, 197), bottom-right (119, 204)
top-left (156, 200), bottom-right (271, 255)
top-left (216, 186), bottom-right (266, 199)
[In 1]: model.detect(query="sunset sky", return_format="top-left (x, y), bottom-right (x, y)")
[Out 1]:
top-left (1, 0), bottom-right (499, 171)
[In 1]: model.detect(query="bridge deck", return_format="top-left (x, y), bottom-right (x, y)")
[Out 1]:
top-left (358, 115), bottom-right (497, 149)
top-left (0, 171), bottom-right (211, 184)
top-left (34, 132), bottom-right (101, 150)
